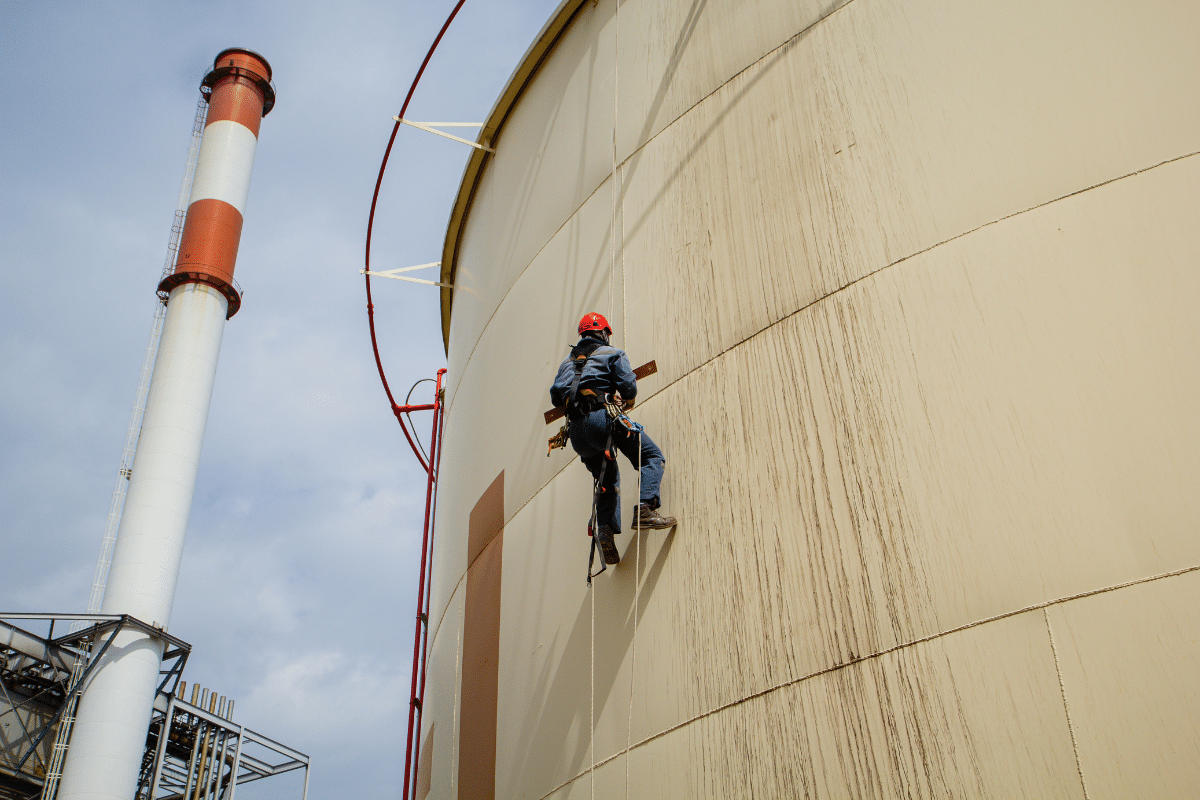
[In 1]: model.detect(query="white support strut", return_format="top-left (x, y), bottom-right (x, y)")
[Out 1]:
top-left (360, 262), bottom-right (454, 289)
top-left (394, 117), bottom-right (495, 153)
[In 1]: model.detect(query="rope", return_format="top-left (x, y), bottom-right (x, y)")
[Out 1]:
top-left (608, 0), bottom-right (621, 332)
top-left (595, 5), bottom-right (622, 797)
top-left (590, 558), bottom-right (596, 800)
top-left (608, 4), bottom-right (643, 795)
top-left (616, 0), bottom-right (626, 351)
top-left (625, 429), bottom-right (641, 798)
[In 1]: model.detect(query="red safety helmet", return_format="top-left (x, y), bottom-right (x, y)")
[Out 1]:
top-left (578, 312), bottom-right (612, 336)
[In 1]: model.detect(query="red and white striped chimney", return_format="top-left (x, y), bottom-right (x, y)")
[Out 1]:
top-left (58, 49), bottom-right (274, 800)
top-left (158, 48), bottom-right (275, 317)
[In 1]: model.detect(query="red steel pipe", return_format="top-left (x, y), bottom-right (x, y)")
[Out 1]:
top-left (409, 371), bottom-right (448, 799)
top-left (365, 0), bottom-right (468, 410)
top-left (402, 368), bottom-right (446, 800)
top-left (395, 404), bottom-right (437, 414)
top-left (362, 4), bottom-right (469, 796)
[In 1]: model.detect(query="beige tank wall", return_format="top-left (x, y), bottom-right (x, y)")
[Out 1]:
top-left (423, 0), bottom-right (1200, 797)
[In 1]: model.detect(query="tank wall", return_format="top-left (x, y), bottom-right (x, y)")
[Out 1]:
top-left (425, 0), bottom-right (1200, 797)
top-left (622, 0), bottom-right (1200, 384)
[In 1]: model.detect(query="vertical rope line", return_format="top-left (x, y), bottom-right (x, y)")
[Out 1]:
top-left (597, 7), bottom-right (621, 797)
top-left (588, 464), bottom-right (603, 799)
top-left (590, 562), bottom-right (596, 800)
top-left (610, 2), bottom-right (633, 795)
top-left (619, 159), bottom-right (625, 339)
top-left (626, 429), bottom-right (641, 799)
top-left (609, 0), bottom-right (620, 331)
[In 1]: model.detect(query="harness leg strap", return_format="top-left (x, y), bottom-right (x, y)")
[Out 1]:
top-left (587, 461), bottom-right (609, 584)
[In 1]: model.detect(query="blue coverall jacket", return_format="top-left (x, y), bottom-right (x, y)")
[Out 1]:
top-left (549, 340), bottom-right (637, 408)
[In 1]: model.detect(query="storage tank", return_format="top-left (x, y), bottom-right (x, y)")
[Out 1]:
top-left (420, 1), bottom-right (1200, 797)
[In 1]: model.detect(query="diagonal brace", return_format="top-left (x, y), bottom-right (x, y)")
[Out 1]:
top-left (360, 262), bottom-right (453, 289)
top-left (394, 117), bottom-right (495, 153)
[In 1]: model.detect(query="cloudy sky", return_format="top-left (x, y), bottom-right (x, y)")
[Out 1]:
top-left (1, 1), bottom-right (560, 795)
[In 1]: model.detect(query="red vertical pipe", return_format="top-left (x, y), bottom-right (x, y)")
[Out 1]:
top-left (403, 368), bottom-right (446, 800)
top-left (361, 4), bottom-right (468, 795)
top-left (409, 368), bottom-right (446, 799)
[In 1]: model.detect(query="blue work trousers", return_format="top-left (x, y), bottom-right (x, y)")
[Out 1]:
top-left (568, 408), bottom-right (665, 534)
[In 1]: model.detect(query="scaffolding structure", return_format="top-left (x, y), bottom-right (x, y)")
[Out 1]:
top-left (139, 689), bottom-right (309, 800)
top-left (0, 614), bottom-right (308, 800)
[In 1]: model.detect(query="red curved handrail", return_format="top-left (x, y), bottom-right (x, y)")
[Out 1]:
top-left (363, 5), bottom-right (468, 800)
top-left (365, 0), bottom-right (467, 458)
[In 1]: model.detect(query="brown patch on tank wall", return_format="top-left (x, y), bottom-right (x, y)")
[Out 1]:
top-left (416, 723), bottom-right (434, 800)
top-left (468, 471), bottom-right (504, 564)
top-left (459, 471), bottom-right (504, 799)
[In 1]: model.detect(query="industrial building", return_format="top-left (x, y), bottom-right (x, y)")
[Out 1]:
top-left (7, 1), bottom-right (1199, 797)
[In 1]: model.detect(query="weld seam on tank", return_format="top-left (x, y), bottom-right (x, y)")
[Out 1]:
top-left (1043, 608), bottom-right (1092, 800)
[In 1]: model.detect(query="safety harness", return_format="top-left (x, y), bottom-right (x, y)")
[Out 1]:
top-left (556, 341), bottom-right (618, 583)
top-left (586, 396), bottom-right (645, 584)
top-left (586, 459), bottom-right (611, 584)
top-left (548, 340), bottom-right (604, 455)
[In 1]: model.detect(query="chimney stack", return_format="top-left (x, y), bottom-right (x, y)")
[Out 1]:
top-left (58, 49), bottom-right (273, 800)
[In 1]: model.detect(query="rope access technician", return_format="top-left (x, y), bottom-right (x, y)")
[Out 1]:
top-left (549, 312), bottom-right (677, 565)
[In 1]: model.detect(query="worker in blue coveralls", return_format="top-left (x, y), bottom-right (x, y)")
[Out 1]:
top-left (550, 312), bottom-right (677, 565)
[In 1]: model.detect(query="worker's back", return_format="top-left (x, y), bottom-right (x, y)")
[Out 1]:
top-left (549, 338), bottom-right (637, 411)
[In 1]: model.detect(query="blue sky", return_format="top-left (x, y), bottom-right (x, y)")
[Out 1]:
top-left (0, 1), bottom-right (560, 795)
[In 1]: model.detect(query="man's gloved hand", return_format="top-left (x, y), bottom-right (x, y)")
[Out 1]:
top-left (613, 391), bottom-right (635, 410)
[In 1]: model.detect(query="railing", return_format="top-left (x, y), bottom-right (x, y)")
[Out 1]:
top-left (394, 370), bottom-right (447, 800)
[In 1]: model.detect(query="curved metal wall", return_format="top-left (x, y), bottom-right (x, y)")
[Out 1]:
top-left (423, 1), bottom-right (1200, 797)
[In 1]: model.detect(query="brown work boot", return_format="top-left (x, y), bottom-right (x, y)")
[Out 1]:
top-left (596, 525), bottom-right (621, 565)
top-left (634, 504), bottom-right (677, 530)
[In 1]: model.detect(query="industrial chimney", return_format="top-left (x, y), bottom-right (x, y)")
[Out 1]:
top-left (57, 48), bottom-right (273, 800)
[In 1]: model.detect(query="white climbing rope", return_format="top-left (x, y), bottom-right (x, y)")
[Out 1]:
top-left (590, 559), bottom-right (596, 800)
top-left (608, 0), bottom-right (621, 329)
top-left (626, 428), bottom-right (641, 799)
top-left (598, 1), bottom-right (622, 797)
top-left (593, 3), bottom-right (625, 797)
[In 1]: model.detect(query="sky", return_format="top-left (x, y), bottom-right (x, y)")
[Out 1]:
top-left (0, 1), bottom-right (561, 795)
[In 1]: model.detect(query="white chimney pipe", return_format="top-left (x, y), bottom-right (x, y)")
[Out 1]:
top-left (58, 48), bottom-right (273, 800)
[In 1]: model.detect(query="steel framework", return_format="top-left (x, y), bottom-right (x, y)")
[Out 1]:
top-left (0, 614), bottom-right (309, 800)
top-left (138, 690), bottom-right (309, 800)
